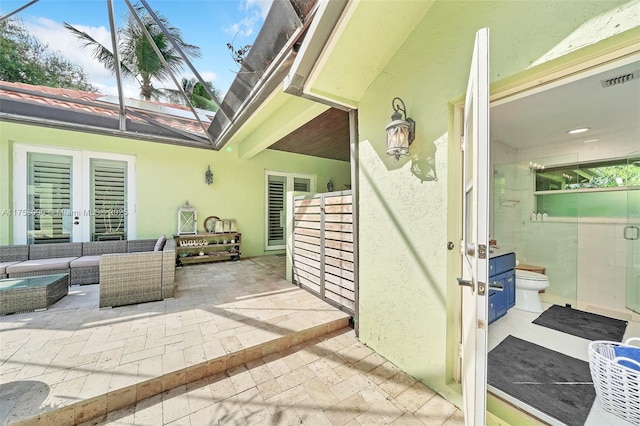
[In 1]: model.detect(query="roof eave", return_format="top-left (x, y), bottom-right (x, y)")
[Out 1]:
top-left (0, 111), bottom-right (213, 149)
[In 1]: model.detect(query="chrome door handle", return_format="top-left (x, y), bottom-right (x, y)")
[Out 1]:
top-left (489, 281), bottom-right (504, 291)
top-left (457, 278), bottom-right (473, 288)
top-left (624, 226), bottom-right (639, 240)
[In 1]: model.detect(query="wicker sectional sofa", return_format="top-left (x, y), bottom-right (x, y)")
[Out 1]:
top-left (0, 237), bottom-right (176, 308)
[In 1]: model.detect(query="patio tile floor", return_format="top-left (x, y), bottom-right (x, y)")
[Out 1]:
top-left (80, 328), bottom-right (464, 426)
top-left (0, 256), bottom-right (463, 425)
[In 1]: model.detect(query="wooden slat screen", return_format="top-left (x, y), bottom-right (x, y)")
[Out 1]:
top-left (292, 191), bottom-right (355, 315)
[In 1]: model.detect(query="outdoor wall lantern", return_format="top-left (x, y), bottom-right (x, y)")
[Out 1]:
top-left (385, 97), bottom-right (415, 161)
top-left (205, 165), bottom-right (213, 185)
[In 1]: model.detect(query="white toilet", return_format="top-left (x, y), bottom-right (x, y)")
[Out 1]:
top-left (514, 269), bottom-right (550, 313)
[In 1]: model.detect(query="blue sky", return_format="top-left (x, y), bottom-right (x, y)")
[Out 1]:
top-left (1, 0), bottom-right (272, 97)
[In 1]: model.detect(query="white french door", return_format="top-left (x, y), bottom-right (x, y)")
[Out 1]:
top-left (265, 170), bottom-right (315, 250)
top-left (13, 145), bottom-right (136, 244)
top-left (459, 28), bottom-right (490, 426)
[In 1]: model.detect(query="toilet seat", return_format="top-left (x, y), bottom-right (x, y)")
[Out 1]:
top-left (515, 269), bottom-right (547, 281)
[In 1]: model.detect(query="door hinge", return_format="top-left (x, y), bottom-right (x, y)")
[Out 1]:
top-left (458, 342), bottom-right (463, 359)
top-left (460, 135), bottom-right (464, 151)
top-left (478, 281), bottom-right (486, 296)
top-left (478, 244), bottom-right (487, 259)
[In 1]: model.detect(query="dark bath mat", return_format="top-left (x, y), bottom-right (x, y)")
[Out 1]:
top-left (533, 304), bottom-right (627, 342)
top-left (488, 335), bottom-right (596, 426)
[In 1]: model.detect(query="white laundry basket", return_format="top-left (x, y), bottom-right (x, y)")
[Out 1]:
top-left (588, 338), bottom-right (640, 425)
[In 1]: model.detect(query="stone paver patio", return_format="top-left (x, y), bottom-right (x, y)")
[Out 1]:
top-left (1, 256), bottom-right (463, 425)
top-left (84, 327), bottom-right (464, 426)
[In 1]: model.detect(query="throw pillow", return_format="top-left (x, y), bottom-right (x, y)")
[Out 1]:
top-left (154, 234), bottom-right (167, 252)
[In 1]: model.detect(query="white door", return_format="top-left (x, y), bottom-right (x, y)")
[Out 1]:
top-left (459, 27), bottom-right (490, 426)
top-left (14, 145), bottom-right (136, 244)
top-left (265, 171), bottom-right (315, 250)
top-left (14, 148), bottom-right (84, 244)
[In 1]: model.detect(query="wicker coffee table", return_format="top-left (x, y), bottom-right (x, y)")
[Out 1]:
top-left (0, 273), bottom-right (69, 315)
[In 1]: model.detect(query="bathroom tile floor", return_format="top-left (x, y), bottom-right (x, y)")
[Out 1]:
top-left (489, 302), bottom-right (640, 426)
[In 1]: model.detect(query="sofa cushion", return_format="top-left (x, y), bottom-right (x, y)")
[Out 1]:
top-left (154, 235), bottom-right (167, 252)
top-left (70, 256), bottom-right (101, 268)
top-left (6, 257), bottom-right (77, 274)
top-left (0, 261), bottom-right (21, 274)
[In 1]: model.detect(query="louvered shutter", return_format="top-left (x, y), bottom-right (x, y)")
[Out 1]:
top-left (293, 177), bottom-right (311, 192)
top-left (27, 153), bottom-right (72, 244)
top-left (91, 159), bottom-right (127, 241)
top-left (267, 174), bottom-right (286, 247)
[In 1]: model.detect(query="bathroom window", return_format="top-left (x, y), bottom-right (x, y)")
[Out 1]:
top-left (535, 159), bottom-right (640, 191)
top-left (534, 158), bottom-right (640, 218)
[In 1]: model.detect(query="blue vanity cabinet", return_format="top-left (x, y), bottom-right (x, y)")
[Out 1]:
top-left (505, 269), bottom-right (515, 309)
top-left (488, 252), bottom-right (516, 324)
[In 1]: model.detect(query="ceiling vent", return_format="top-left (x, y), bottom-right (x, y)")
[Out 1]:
top-left (601, 70), bottom-right (639, 88)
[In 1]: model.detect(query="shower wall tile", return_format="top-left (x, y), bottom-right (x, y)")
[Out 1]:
top-left (493, 124), bottom-right (638, 315)
top-left (492, 141), bottom-right (517, 164)
top-left (614, 127), bottom-right (640, 157)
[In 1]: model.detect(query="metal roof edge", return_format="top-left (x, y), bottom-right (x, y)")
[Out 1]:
top-left (207, 0), bottom-right (319, 149)
top-left (283, 0), bottom-right (351, 111)
top-left (0, 113), bottom-right (213, 149)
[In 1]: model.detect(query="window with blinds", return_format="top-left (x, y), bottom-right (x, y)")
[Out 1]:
top-left (27, 153), bottom-right (73, 244)
top-left (91, 159), bottom-right (127, 241)
top-left (294, 177), bottom-right (311, 192)
top-left (266, 172), bottom-right (313, 250)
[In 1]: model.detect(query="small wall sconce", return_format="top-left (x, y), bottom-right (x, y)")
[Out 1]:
top-left (385, 97), bottom-right (415, 160)
top-left (205, 165), bottom-right (213, 185)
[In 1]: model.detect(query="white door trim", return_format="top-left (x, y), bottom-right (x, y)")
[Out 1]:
top-left (13, 144), bottom-right (136, 243)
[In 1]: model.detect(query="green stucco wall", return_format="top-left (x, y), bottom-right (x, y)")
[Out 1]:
top-left (343, 0), bottom-right (639, 408)
top-left (0, 122), bottom-right (351, 256)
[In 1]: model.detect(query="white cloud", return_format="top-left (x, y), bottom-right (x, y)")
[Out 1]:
top-left (246, 0), bottom-right (273, 19)
top-left (23, 17), bottom-right (116, 85)
top-left (225, 16), bottom-right (259, 38)
top-left (93, 81), bottom-right (140, 99)
top-left (199, 71), bottom-right (218, 83)
top-left (224, 0), bottom-right (272, 38)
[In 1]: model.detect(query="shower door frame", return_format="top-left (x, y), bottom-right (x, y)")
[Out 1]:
top-left (626, 151), bottom-right (640, 314)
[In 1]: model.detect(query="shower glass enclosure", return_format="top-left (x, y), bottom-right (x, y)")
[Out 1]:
top-left (492, 154), bottom-right (579, 306)
top-left (493, 151), bottom-right (640, 314)
top-left (626, 151), bottom-right (640, 314)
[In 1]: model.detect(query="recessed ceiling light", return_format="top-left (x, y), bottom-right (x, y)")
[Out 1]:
top-left (583, 138), bottom-right (600, 143)
top-left (568, 127), bottom-right (590, 134)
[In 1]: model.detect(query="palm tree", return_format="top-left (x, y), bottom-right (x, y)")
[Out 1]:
top-left (64, 3), bottom-right (200, 101)
top-left (165, 77), bottom-right (221, 111)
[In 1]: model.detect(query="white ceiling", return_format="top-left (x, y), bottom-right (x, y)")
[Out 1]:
top-left (491, 58), bottom-right (640, 149)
